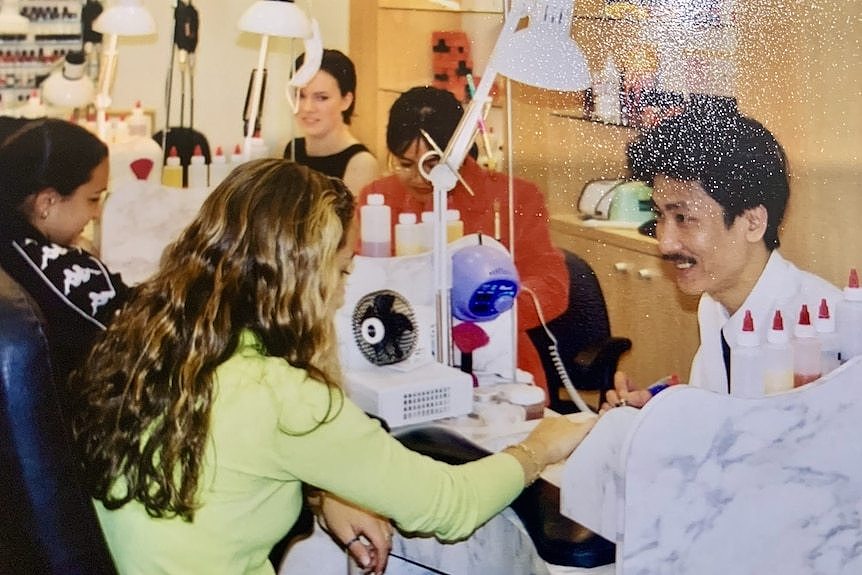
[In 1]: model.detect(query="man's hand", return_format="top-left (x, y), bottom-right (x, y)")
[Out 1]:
top-left (315, 492), bottom-right (394, 575)
top-left (600, 371), bottom-right (652, 414)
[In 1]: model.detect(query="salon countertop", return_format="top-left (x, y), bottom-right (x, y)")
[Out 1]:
top-left (549, 214), bottom-right (658, 257)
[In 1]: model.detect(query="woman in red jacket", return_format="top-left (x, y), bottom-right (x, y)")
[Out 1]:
top-left (358, 87), bottom-right (569, 394)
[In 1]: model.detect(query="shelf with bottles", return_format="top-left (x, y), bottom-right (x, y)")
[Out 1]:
top-left (0, 0), bottom-right (82, 106)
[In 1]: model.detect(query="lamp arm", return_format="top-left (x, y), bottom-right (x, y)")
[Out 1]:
top-left (95, 33), bottom-right (118, 141)
top-left (244, 34), bottom-right (270, 157)
top-left (439, 3), bottom-right (523, 173)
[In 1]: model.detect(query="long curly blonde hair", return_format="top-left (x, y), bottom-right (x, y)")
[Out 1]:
top-left (74, 159), bottom-right (356, 520)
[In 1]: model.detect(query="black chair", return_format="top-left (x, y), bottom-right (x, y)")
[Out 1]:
top-left (0, 266), bottom-right (116, 574)
top-left (527, 250), bottom-right (632, 413)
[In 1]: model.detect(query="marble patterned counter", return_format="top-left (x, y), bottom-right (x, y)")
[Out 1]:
top-left (562, 356), bottom-right (862, 575)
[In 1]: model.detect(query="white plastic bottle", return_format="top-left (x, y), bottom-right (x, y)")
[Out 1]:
top-left (418, 211), bottom-right (434, 253)
top-left (209, 146), bottom-right (230, 188)
top-left (360, 193), bottom-right (392, 257)
top-left (187, 144), bottom-right (208, 189)
top-left (793, 304), bottom-right (822, 388)
top-left (161, 146), bottom-right (183, 188)
top-left (837, 268), bottom-right (862, 363)
top-left (394, 212), bottom-right (423, 256)
top-left (446, 208), bottom-right (464, 243)
top-left (229, 143), bottom-right (244, 171)
top-left (815, 297), bottom-right (841, 375)
top-left (730, 310), bottom-right (764, 398)
top-left (763, 310), bottom-right (793, 395)
top-left (127, 100), bottom-right (149, 137)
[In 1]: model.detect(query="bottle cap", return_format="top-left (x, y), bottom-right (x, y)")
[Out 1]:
top-left (767, 309), bottom-right (789, 345)
top-left (398, 212), bottom-right (417, 225)
top-left (446, 208), bottom-right (461, 221)
top-left (815, 298), bottom-right (835, 333)
top-left (736, 309), bottom-right (758, 347)
top-left (367, 193), bottom-right (385, 206)
top-left (190, 144), bottom-right (205, 164)
top-left (794, 304), bottom-right (816, 339)
top-left (166, 146), bottom-right (181, 166)
top-left (421, 211), bottom-right (434, 223)
top-left (844, 269), bottom-right (862, 301)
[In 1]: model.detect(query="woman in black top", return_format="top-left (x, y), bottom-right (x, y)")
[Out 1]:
top-left (285, 49), bottom-right (379, 193)
top-left (0, 119), bottom-right (129, 408)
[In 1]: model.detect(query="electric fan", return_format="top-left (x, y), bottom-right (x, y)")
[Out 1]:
top-left (352, 290), bottom-right (417, 367)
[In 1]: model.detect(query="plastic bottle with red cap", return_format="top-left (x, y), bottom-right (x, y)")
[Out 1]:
top-left (815, 297), bottom-right (841, 375)
top-left (187, 144), bottom-right (208, 189)
top-left (792, 304), bottom-right (822, 388)
top-left (209, 146), bottom-right (230, 188)
top-left (837, 268), bottom-right (862, 363)
top-left (763, 309), bottom-right (793, 395)
top-left (730, 309), bottom-right (766, 397)
top-left (161, 146), bottom-right (183, 188)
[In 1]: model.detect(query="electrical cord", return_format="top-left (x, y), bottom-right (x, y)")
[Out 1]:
top-left (521, 286), bottom-right (594, 414)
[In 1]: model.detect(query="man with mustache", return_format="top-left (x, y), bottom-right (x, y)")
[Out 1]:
top-left (604, 105), bottom-right (840, 407)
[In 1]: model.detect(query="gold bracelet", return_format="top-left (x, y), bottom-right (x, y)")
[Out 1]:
top-left (503, 442), bottom-right (542, 486)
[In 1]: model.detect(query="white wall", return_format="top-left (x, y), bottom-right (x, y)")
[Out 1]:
top-left (110, 0), bottom-right (349, 155)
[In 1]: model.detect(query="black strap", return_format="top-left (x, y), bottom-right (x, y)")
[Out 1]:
top-left (721, 329), bottom-right (732, 394)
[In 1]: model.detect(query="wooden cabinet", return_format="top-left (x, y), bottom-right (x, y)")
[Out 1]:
top-left (549, 214), bottom-right (700, 387)
top-left (349, 0), bottom-right (504, 161)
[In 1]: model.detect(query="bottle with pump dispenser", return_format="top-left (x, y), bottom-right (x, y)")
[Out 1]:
top-left (815, 298), bottom-right (841, 375)
top-left (394, 212), bottom-right (422, 256)
top-left (792, 304), bottom-right (822, 387)
top-left (209, 146), bottom-right (230, 188)
top-left (187, 144), bottom-right (208, 189)
top-left (730, 310), bottom-right (764, 398)
top-left (763, 310), bottom-right (793, 395)
top-left (360, 193), bottom-right (391, 257)
top-left (837, 268), bottom-right (862, 363)
top-left (161, 146), bottom-right (183, 188)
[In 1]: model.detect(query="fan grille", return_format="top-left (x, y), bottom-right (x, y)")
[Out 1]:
top-left (351, 289), bottom-right (418, 367)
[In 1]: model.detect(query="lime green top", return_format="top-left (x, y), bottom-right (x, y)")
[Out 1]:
top-left (96, 330), bottom-right (524, 574)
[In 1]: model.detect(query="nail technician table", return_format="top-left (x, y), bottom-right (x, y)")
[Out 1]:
top-left (278, 410), bottom-right (614, 575)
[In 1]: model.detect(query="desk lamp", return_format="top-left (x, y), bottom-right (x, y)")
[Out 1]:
top-left (92, 0), bottom-right (156, 141)
top-left (238, 0), bottom-right (322, 160)
top-left (423, 0), bottom-right (590, 372)
top-left (42, 51), bottom-right (96, 116)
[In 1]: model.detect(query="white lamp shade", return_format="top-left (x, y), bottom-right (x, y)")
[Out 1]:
top-left (239, 0), bottom-right (311, 38)
top-left (0, 1), bottom-right (29, 35)
top-left (496, 0), bottom-right (590, 91)
top-left (93, 0), bottom-right (156, 36)
top-left (43, 68), bottom-right (95, 108)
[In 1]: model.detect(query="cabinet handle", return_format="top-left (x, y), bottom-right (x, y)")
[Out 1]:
top-left (637, 268), bottom-right (657, 280)
top-left (613, 262), bottom-right (631, 273)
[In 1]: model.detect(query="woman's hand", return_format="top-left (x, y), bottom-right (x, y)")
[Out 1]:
top-left (314, 491), bottom-right (394, 575)
top-left (600, 371), bottom-right (652, 414)
top-left (522, 414), bottom-right (596, 467)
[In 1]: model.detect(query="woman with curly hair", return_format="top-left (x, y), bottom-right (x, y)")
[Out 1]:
top-left (74, 159), bottom-right (593, 575)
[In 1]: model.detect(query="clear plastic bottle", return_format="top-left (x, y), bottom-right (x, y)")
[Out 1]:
top-left (814, 298), bottom-right (841, 376)
top-left (763, 310), bottom-right (793, 395)
top-left (837, 268), bottom-right (862, 363)
top-left (360, 193), bottom-right (392, 257)
top-left (793, 304), bottom-right (822, 387)
top-left (446, 208), bottom-right (464, 243)
top-left (161, 146), bottom-right (183, 188)
top-left (730, 309), bottom-right (764, 398)
top-left (394, 212), bottom-right (422, 256)
top-left (187, 144), bottom-right (208, 189)
top-left (209, 146), bottom-right (230, 188)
